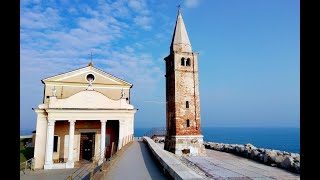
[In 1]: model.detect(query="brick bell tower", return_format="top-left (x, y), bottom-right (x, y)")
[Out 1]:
top-left (164, 8), bottom-right (206, 156)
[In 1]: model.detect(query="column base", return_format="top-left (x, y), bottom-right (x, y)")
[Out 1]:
top-left (66, 161), bottom-right (74, 168)
top-left (44, 162), bottom-right (53, 169)
top-left (118, 139), bottom-right (123, 150)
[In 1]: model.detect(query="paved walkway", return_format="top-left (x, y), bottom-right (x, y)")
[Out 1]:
top-left (20, 168), bottom-right (78, 180)
top-left (186, 149), bottom-right (300, 180)
top-left (156, 142), bottom-right (300, 179)
top-left (104, 139), bottom-right (167, 180)
top-left (20, 161), bottom-right (94, 180)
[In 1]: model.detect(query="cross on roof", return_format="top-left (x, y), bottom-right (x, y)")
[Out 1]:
top-left (90, 51), bottom-right (93, 62)
top-left (88, 51), bottom-right (94, 67)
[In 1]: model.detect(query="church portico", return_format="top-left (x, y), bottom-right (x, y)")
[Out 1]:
top-left (37, 116), bottom-right (133, 169)
top-left (33, 64), bottom-right (136, 170)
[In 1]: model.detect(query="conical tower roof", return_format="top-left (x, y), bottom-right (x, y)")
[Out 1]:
top-left (170, 9), bottom-right (192, 53)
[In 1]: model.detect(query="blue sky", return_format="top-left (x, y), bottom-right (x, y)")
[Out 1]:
top-left (20, 0), bottom-right (300, 131)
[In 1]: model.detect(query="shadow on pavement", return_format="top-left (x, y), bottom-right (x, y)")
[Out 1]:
top-left (137, 140), bottom-right (169, 180)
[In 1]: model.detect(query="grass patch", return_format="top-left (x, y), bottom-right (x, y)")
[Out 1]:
top-left (20, 139), bottom-right (34, 163)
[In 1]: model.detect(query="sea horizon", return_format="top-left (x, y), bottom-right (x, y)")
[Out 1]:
top-left (134, 127), bottom-right (300, 153)
top-left (20, 126), bottom-right (300, 153)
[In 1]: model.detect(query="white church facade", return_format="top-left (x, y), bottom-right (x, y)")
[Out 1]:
top-left (33, 63), bottom-right (136, 169)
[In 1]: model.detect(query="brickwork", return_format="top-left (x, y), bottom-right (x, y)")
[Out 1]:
top-left (164, 52), bottom-right (205, 155)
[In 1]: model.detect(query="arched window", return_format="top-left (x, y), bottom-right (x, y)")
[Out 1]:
top-left (186, 58), bottom-right (191, 66)
top-left (186, 101), bottom-right (189, 108)
top-left (186, 119), bottom-right (190, 127)
top-left (181, 57), bottom-right (185, 66)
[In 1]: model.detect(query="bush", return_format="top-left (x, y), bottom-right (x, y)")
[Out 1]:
top-left (20, 139), bottom-right (34, 163)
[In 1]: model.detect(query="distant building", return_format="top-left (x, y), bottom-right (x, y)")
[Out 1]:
top-left (33, 63), bottom-right (136, 169)
top-left (164, 9), bottom-right (206, 156)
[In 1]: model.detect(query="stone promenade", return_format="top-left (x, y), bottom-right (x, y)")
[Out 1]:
top-left (157, 143), bottom-right (300, 180)
top-left (187, 149), bottom-right (300, 180)
top-left (104, 139), bottom-right (167, 180)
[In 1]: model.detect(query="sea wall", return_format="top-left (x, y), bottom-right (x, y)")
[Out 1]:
top-left (203, 142), bottom-right (300, 174)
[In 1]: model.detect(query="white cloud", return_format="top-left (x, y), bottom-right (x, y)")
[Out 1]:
top-left (134, 16), bottom-right (152, 30)
top-left (128, 0), bottom-right (149, 15)
top-left (107, 0), bottom-right (131, 18)
top-left (134, 42), bottom-right (144, 49)
top-left (84, 6), bottom-right (100, 17)
top-left (125, 46), bottom-right (135, 53)
top-left (20, 0), bottom-right (166, 129)
top-left (68, 7), bottom-right (78, 14)
top-left (20, 1), bottom-right (161, 91)
top-left (20, 7), bottom-right (61, 29)
top-left (103, 50), bottom-right (162, 91)
top-left (184, 0), bottom-right (201, 8)
top-left (21, 0), bottom-right (41, 5)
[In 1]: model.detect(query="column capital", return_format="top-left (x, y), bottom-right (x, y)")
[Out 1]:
top-left (119, 120), bottom-right (126, 125)
top-left (100, 120), bottom-right (108, 123)
top-left (68, 120), bottom-right (76, 123)
top-left (48, 120), bottom-right (56, 126)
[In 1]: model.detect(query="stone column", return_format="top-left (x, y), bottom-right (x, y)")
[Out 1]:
top-left (99, 120), bottom-right (107, 165)
top-left (33, 110), bottom-right (47, 169)
top-left (132, 118), bottom-right (135, 142)
top-left (44, 119), bottom-right (55, 169)
top-left (125, 122), bottom-right (129, 144)
top-left (66, 120), bottom-right (76, 168)
top-left (118, 120), bottom-right (125, 150)
top-left (124, 123), bottom-right (127, 145)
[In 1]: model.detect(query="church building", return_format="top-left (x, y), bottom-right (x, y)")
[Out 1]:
top-left (164, 9), bottom-right (206, 156)
top-left (33, 62), bottom-right (136, 169)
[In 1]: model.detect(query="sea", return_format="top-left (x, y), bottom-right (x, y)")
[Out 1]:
top-left (21, 127), bottom-right (300, 153)
top-left (134, 127), bottom-right (300, 153)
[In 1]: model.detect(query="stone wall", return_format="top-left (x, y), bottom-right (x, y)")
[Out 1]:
top-left (165, 135), bottom-right (206, 156)
top-left (204, 142), bottom-right (300, 174)
top-left (144, 136), bottom-right (202, 179)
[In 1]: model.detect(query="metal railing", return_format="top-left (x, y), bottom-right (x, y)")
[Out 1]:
top-left (20, 158), bottom-right (34, 174)
top-left (67, 148), bottom-right (106, 180)
top-left (66, 134), bottom-right (134, 180)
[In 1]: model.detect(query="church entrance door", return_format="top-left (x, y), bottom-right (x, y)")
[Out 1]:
top-left (80, 133), bottom-right (95, 161)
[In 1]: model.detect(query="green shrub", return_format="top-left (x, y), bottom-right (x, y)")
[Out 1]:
top-left (20, 139), bottom-right (34, 163)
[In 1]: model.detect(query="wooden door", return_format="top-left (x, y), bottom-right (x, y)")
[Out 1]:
top-left (80, 133), bottom-right (95, 161)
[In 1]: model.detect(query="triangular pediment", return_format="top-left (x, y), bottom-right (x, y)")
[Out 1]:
top-left (42, 66), bottom-right (132, 87)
